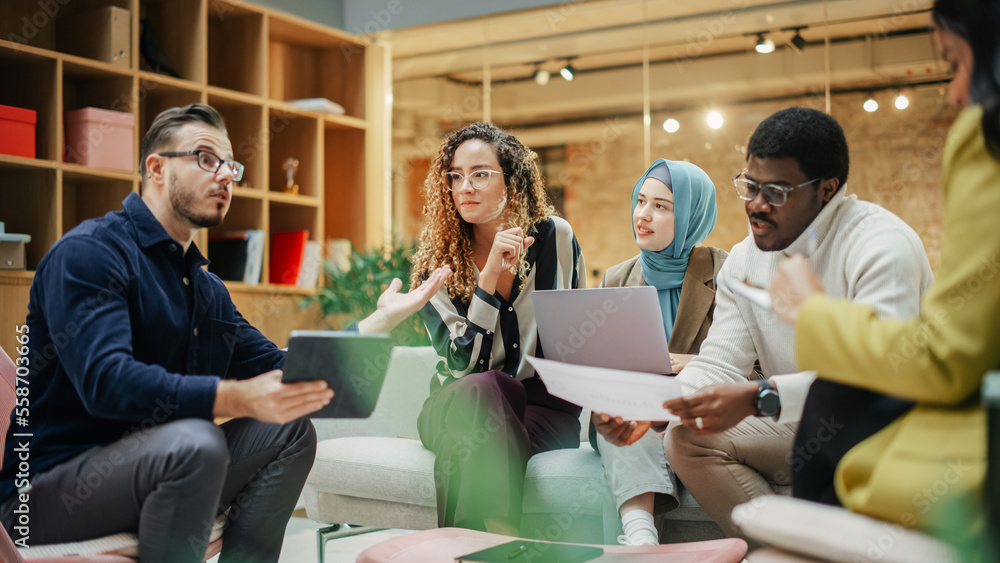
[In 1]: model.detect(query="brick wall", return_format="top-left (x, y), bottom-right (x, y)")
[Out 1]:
top-left (395, 86), bottom-right (958, 287)
top-left (560, 86), bottom-right (956, 286)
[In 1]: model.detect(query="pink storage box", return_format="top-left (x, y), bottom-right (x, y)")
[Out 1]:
top-left (0, 104), bottom-right (36, 159)
top-left (65, 107), bottom-right (135, 172)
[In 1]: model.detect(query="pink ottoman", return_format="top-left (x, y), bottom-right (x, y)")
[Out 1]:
top-left (357, 527), bottom-right (747, 563)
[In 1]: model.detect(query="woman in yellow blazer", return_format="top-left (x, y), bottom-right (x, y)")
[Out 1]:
top-left (590, 159), bottom-right (727, 545)
top-left (769, 0), bottom-right (1000, 539)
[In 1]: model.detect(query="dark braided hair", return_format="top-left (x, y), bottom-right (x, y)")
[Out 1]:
top-left (933, 0), bottom-right (1000, 160)
top-left (746, 107), bottom-right (850, 190)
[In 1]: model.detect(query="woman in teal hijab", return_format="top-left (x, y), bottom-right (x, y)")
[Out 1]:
top-left (630, 159), bottom-right (719, 368)
top-left (591, 158), bottom-right (726, 545)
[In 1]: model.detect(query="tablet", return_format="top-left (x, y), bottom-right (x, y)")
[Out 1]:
top-left (281, 330), bottom-right (394, 418)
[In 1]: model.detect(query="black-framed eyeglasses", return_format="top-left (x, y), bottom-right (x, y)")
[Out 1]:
top-left (446, 170), bottom-right (502, 191)
top-left (159, 150), bottom-right (245, 182)
top-left (732, 171), bottom-right (821, 207)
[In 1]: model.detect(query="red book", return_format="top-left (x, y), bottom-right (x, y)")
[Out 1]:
top-left (269, 230), bottom-right (309, 285)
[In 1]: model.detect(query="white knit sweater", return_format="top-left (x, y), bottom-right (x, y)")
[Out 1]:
top-left (676, 188), bottom-right (934, 424)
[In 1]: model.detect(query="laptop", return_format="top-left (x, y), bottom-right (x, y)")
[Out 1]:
top-left (530, 286), bottom-right (673, 375)
top-left (281, 330), bottom-right (393, 418)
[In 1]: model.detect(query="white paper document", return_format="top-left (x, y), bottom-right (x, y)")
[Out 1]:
top-left (526, 356), bottom-right (680, 421)
top-left (719, 277), bottom-right (772, 310)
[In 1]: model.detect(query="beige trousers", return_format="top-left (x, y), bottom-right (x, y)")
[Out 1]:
top-left (663, 416), bottom-right (796, 537)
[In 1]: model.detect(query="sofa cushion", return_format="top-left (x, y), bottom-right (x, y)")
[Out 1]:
top-left (307, 438), bottom-right (612, 518)
top-left (522, 446), bottom-right (608, 516)
top-left (309, 437), bottom-right (438, 507)
top-left (731, 495), bottom-right (962, 563)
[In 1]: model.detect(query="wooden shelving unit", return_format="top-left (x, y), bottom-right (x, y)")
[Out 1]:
top-left (0, 0), bottom-right (390, 352)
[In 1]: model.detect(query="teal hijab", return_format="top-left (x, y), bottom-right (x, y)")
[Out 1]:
top-left (630, 159), bottom-right (718, 339)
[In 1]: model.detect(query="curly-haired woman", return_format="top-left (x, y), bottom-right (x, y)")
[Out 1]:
top-left (410, 122), bottom-right (586, 535)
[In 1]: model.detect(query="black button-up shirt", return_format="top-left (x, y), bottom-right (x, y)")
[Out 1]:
top-left (0, 193), bottom-right (284, 501)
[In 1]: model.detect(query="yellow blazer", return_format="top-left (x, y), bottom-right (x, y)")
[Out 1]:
top-left (600, 245), bottom-right (728, 355)
top-left (796, 106), bottom-right (999, 533)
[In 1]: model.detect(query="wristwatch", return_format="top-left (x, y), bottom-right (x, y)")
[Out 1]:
top-left (754, 379), bottom-right (781, 419)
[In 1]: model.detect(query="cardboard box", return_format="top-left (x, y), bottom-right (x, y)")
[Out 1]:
top-left (65, 107), bottom-right (135, 172)
top-left (0, 104), bottom-right (36, 159)
top-left (57, 6), bottom-right (131, 68)
top-left (0, 242), bottom-right (26, 270)
top-left (0, 223), bottom-right (30, 270)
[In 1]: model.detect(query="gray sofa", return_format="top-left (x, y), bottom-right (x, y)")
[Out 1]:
top-left (304, 346), bottom-right (724, 556)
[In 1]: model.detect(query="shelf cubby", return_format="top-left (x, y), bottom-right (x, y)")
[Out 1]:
top-left (54, 0), bottom-right (132, 69)
top-left (267, 109), bottom-right (319, 197)
top-left (137, 80), bottom-right (203, 140)
top-left (0, 165), bottom-right (58, 270)
top-left (324, 127), bottom-right (366, 247)
top-left (267, 18), bottom-right (366, 120)
top-left (211, 195), bottom-right (263, 234)
top-left (0, 0), bottom-right (376, 353)
top-left (138, 0), bottom-right (206, 83)
top-left (61, 172), bottom-right (134, 235)
top-left (269, 200), bottom-right (319, 242)
top-left (207, 1), bottom-right (263, 96)
top-left (209, 94), bottom-right (264, 190)
top-left (62, 63), bottom-right (135, 114)
top-left (0, 1), bottom-right (59, 53)
top-left (0, 55), bottom-right (59, 161)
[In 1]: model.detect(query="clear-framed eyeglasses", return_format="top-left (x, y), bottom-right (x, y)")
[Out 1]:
top-left (158, 149), bottom-right (245, 182)
top-left (732, 171), bottom-right (821, 207)
top-left (446, 170), bottom-right (502, 191)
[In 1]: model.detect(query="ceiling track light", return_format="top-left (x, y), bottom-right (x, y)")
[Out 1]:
top-left (894, 92), bottom-right (910, 110)
top-left (533, 65), bottom-right (550, 86)
top-left (789, 27), bottom-right (806, 51)
top-left (560, 58), bottom-right (577, 81)
top-left (755, 33), bottom-right (775, 54)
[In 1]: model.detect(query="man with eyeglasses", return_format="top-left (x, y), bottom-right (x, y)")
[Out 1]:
top-left (0, 104), bottom-right (449, 562)
top-left (598, 107), bottom-right (933, 540)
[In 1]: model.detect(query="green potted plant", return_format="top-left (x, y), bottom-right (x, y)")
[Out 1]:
top-left (303, 241), bottom-right (431, 346)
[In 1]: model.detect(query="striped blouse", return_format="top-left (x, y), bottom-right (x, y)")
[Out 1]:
top-left (421, 216), bottom-right (586, 382)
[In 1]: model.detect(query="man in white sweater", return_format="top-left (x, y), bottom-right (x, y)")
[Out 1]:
top-left (596, 107), bottom-right (933, 538)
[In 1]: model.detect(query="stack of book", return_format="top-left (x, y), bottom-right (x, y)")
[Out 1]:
top-left (208, 230), bottom-right (264, 285)
top-left (269, 230), bottom-right (321, 288)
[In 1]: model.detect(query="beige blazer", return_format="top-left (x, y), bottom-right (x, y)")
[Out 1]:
top-left (600, 245), bottom-right (728, 355)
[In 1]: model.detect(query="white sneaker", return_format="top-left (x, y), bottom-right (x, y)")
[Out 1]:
top-left (617, 533), bottom-right (659, 546)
